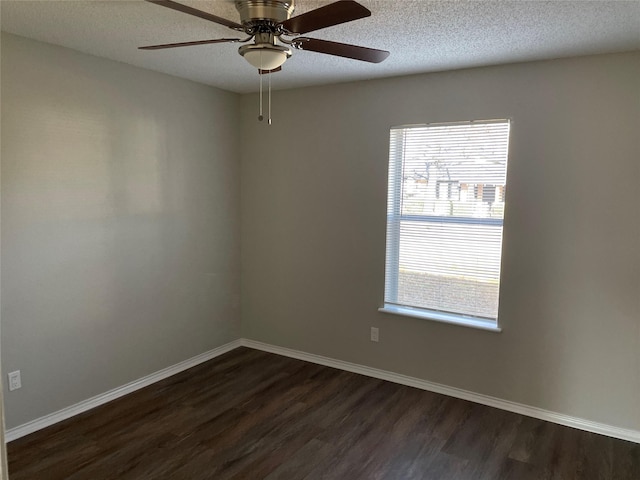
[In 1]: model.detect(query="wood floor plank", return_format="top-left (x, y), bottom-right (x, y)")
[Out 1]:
top-left (264, 439), bottom-right (334, 480)
top-left (612, 435), bottom-right (640, 480)
top-left (7, 347), bottom-right (640, 479)
top-left (495, 457), bottom-right (552, 480)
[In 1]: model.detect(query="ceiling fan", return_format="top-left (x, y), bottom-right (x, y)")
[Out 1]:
top-left (140, 0), bottom-right (390, 73)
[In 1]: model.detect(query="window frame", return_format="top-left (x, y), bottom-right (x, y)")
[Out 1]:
top-left (379, 119), bottom-right (511, 333)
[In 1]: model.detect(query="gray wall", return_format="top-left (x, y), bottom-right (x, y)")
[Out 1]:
top-left (0, 30), bottom-right (8, 480)
top-left (240, 52), bottom-right (640, 431)
top-left (1, 33), bottom-right (241, 428)
top-left (2, 31), bottom-right (638, 435)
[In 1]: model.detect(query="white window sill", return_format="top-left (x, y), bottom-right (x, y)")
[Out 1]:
top-left (378, 304), bottom-right (502, 333)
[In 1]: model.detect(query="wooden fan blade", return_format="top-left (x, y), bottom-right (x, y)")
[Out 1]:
top-left (258, 67), bottom-right (283, 75)
top-left (280, 0), bottom-right (370, 34)
top-left (139, 38), bottom-right (241, 50)
top-left (296, 38), bottom-right (389, 63)
top-left (146, 0), bottom-right (243, 30)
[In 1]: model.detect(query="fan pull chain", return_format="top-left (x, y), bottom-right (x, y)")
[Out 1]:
top-left (268, 71), bottom-right (272, 125)
top-left (258, 51), bottom-right (264, 122)
top-left (258, 74), bottom-right (264, 121)
top-left (256, 51), bottom-right (272, 125)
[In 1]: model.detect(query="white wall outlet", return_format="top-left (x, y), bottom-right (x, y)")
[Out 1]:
top-left (370, 327), bottom-right (379, 342)
top-left (8, 370), bottom-right (21, 391)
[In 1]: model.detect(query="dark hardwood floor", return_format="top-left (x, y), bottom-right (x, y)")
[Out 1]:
top-left (7, 347), bottom-right (640, 479)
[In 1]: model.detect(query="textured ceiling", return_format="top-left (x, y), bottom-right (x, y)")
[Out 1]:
top-left (2, 0), bottom-right (639, 93)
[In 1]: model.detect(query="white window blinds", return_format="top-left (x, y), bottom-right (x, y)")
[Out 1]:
top-left (383, 120), bottom-right (510, 325)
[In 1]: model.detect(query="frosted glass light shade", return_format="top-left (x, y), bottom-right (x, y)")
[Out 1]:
top-left (239, 44), bottom-right (291, 70)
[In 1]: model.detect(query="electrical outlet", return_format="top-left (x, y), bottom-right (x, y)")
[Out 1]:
top-left (370, 327), bottom-right (379, 342)
top-left (8, 370), bottom-right (21, 391)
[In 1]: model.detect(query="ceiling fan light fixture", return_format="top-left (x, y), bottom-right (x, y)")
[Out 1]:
top-left (239, 43), bottom-right (292, 70)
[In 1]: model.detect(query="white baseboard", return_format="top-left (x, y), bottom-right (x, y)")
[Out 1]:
top-left (5, 339), bottom-right (242, 442)
top-left (6, 338), bottom-right (639, 444)
top-left (241, 338), bottom-right (640, 444)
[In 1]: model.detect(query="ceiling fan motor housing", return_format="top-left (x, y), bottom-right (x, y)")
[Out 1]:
top-left (235, 0), bottom-right (295, 26)
top-left (235, 0), bottom-right (295, 70)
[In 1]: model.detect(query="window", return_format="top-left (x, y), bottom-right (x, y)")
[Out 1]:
top-left (380, 120), bottom-right (510, 331)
